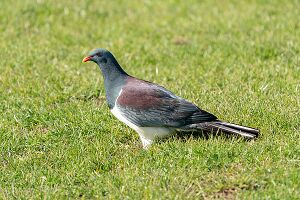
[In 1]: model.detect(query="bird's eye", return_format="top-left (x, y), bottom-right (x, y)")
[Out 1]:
top-left (97, 53), bottom-right (103, 57)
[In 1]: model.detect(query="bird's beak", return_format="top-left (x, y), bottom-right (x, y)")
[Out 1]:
top-left (82, 56), bottom-right (93, 62)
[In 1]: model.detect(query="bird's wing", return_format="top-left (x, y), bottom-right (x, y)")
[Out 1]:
top-left (116, 78), bottom-right (217, 127)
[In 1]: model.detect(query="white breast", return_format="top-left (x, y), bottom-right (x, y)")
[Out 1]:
top-left (111, 105), bottom-right (139, 131)
top-left (111, 104), bottom-right (174, 148)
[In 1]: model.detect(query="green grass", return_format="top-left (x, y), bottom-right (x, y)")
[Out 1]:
top-left (1, 0), bottom-right (299, 199)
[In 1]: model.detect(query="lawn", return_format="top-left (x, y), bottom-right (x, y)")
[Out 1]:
top-left (0, 0), bottom-right (299, 199)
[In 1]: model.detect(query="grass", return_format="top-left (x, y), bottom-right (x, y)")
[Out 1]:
top-left (0, 0), bottom-right (299, 199)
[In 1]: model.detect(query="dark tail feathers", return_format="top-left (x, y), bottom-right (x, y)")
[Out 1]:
top-left (180, 121), bottom-right (259, 138)
top-left (207, 121), bottom-right (259, 138)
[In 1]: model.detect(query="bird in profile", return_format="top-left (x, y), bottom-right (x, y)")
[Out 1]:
top-left (82, 48), bottom-right (259, 148)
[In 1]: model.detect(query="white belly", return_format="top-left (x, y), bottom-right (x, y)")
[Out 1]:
top-left (111, 106), bottom-right (174, 148)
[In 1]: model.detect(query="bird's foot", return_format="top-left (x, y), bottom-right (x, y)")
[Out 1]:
top-left (141, 137), bottom-right (153, 149)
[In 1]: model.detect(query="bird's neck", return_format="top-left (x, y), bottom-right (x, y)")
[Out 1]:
top-left (97, 60), bottom-right (128, 109)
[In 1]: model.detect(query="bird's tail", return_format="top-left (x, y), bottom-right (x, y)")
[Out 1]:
top-left (180, 121), bottom-right (259, 138)
top-left (207, 121), bottom-right (259, 138)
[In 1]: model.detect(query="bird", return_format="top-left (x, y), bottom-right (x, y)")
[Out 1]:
top-left (82, 48), bottom-right (259, 148)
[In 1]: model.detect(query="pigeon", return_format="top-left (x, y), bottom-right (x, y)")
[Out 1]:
top-left (82, 48), bottom-right (259, 148)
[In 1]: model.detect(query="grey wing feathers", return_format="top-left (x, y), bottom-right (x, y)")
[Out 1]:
top-left (117, 95), bottom-right (217, 127)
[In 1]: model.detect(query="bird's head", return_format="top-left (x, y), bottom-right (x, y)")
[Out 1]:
top-left (82, 48), bottom-right (128, 77)
top-left (82, 48), bottom-right (113, 64)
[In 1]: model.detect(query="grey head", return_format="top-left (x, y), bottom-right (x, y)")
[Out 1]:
top-left (83, 48), bottom-right (129, 109)
top-left (82, 48), bottom-right (128, 77)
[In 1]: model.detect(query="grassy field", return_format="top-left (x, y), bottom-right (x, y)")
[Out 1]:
top-left (1, 0), bottom-right (299, 199)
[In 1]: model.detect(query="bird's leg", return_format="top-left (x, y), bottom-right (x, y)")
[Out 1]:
top-left (140, 136), bottom-right (153, 149)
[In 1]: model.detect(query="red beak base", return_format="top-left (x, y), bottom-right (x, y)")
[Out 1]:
top-left (82, 56), bottom-right (92, 62)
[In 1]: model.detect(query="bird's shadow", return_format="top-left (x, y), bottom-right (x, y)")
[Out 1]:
top-left (155, 130), bottom-right (255, 145)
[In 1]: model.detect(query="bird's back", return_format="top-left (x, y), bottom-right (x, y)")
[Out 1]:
top-left (115, 77), bottom-right (217, 128)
